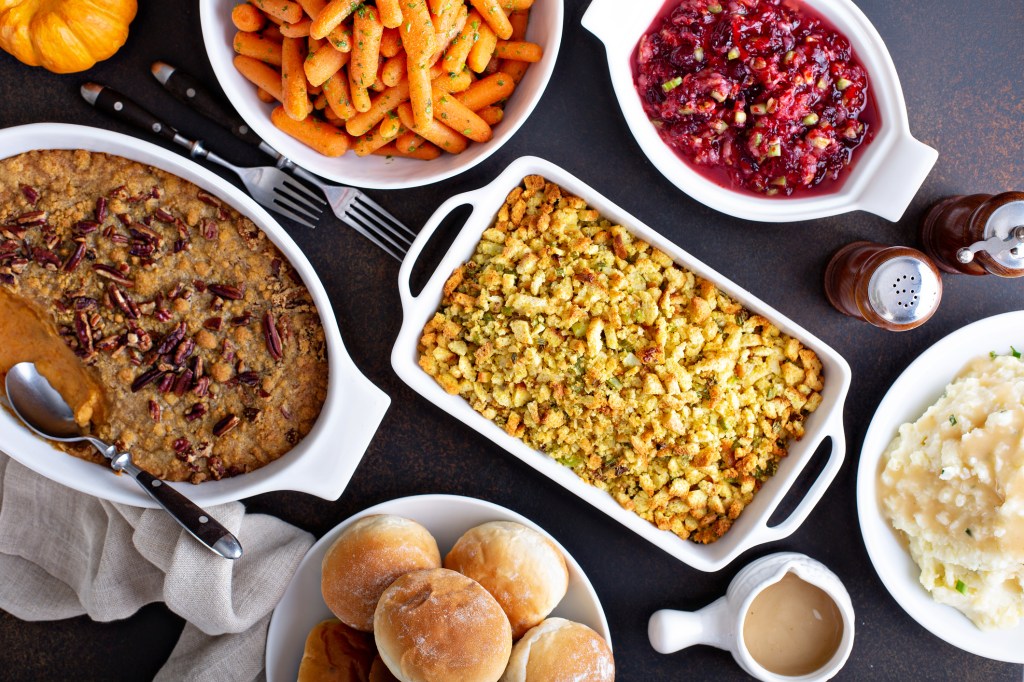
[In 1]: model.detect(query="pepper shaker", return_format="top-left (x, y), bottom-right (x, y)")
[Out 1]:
top-left (824, 241), bottom-right (942, 332)
top-left (920, 192), bottom-right (1024, 277)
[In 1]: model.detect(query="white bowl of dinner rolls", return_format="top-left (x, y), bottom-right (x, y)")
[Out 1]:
top-left (266, 494), bottom-right (611, 682)
top-left (200, 0), bottom-right (563, 189)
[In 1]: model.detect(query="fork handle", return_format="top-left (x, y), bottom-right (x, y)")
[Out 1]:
top-left (81, 83), bottom-right (181, 146)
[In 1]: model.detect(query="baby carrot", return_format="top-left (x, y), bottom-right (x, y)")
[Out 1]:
top-left (280, 19), bottom-right (312, 37)
top-left (380, 27), bottom-right (403, 58)
top-left (234, 31), bottom-right (283, 66)
top-left (455, 70), bottom-right (513, 110)
top-left (466, 20), bottom-right (495, 73)
top-left (372, 141), bottom-right (443, 160)
top-left (377, 0), bottom-right (404, 29)
top-left (433, 90), bottom-right (491, 142)
top-left (249, 0), bottom-right (303, 24)
top-left (476, 104), bottom-right (503, 125)
top-left (257, 87), bottom-right (276, 103)
top-left (399, 0), bottom-right (436, 66)
top-left (350, 5), bottom-right (384, 91)
top-left (349, 65), bottom-right (372, 112)
top-left (397, 101), bottom-right (468, 153)
top-left (499, 0), bottom-right (533, 9)
top-left (381, 52), bottom-right (407, 87)
top-left (271, 105), bottom-right (351, 155)
top-left (232, 4), bottom-right (266, 32)
top-left (345, 79), bottom-right (412, 136)
top-left (493, 40), bottom-right (541, 62)
top-left (304, 44), bottom-right (350, 87)
top-left (310, 0), bottom-right (360, 39)
top-left (395, 130), bottom-right (424, 152)
top-left (469, 0), bottom-right (512, 40)
top-left (443, 10), bottom-right (480, 75)
top-left (379, 114), bottom-right (403, 140)
top-left (322, 71), bottom-right (357, 119)
top-left (282, 36), bottom-right (311, 120)
top-left (327, 24), bottom-right (352, 51)
top-left (295, 0), bottom-right (327, 17)
top-left (407, 59), bottom-right (434, 128)
top-left (233, 55), bottom-right (283, 102)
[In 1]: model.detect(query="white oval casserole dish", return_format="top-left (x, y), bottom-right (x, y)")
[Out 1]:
top-left (0, 123), bottom-right (390, 508)
top-left (391, 156), bottom-right (851, 571)
top-left (581, 0), bottom-right (938, 222)
top-left (200, 0), bottom-right (564, 190)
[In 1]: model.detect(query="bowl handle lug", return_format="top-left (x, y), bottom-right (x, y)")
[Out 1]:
top-left (581, 0), bottom-right (624, 44)
top-left (649, 597), bottom-right (732, 654)
top-left (397, 187), bottom-right (490, 310)
top-left (856, 133), bottom-right (938, 222)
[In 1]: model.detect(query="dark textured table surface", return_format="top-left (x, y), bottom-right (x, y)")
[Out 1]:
top-left (1, 1), bottom-right (1022, 680)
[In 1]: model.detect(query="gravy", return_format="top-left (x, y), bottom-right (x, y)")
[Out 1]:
top-left (742, 572), bottom-right (843, 677)
top-left (0, 288), bottom-right (105, 428)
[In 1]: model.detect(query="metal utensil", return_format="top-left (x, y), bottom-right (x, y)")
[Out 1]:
top-left (80, 82), bottom-right (325, 229)
top-left (4, 362), bottom-right (242, 560)
top-left (151, 62), bottom-right (416, 260)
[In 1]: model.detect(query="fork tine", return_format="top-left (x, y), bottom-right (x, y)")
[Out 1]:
top-left (283, 177), bottom-right (327, 206)
top-left (274, 184), bottom-right (324, 217)
top-left (352, 194), bottom-right (417, 240)
top-left (347, 201), bottom-right (413, 247)
top-left (272, 196), bottom-right (319, 228)
top-left (341, 216), bottom-right (405, 261)
top-left (342, 210), bottom-right (408, 258)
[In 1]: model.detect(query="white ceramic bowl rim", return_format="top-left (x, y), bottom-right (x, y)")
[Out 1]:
top-left (581, 0), bottom-right (938, 222)
top-left (857, 311), bottom-right (1024, 662)
top-left (199, 0), bottom-right (564, 190)
top-left (0, 123), bottom-right (390, 508)
top-left (392, 155), bottom-right (852, 572)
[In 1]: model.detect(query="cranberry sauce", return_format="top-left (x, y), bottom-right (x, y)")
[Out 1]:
top-left (633, 0), bottom-right (877, 197)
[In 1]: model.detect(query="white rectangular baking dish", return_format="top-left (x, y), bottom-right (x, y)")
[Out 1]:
top-left (392, 156), bottom-right (851, 571)
top-left (0, 123), bottom-right (390, 508)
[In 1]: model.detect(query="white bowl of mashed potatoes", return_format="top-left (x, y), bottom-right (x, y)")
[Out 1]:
top-left (858, 310), bottom-right (1024, 662)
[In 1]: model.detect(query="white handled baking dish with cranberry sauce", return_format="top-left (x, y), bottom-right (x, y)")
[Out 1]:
top-left (582, 0), bottom-right (937, 222)
top-left (392, 156), bottom-right (851, 571)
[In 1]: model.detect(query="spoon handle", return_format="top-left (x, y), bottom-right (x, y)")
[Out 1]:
top-left (112, 453), bottom-right (243, 560)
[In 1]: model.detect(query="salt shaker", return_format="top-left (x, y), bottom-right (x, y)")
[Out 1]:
top-left (824, 241), bottom-right (942, 332)
top-left (919, 191), bottom-right (1024, 277)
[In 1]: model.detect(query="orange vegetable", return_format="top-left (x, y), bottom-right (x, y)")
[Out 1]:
top-left (380, 27), bottom-right (402, 58)
top-left (250, 0), bottom-right (303, 24)
top-left (466, 19), bottom-right (495, 73)
top-left (304, 44), bottom-right (349, 87)
top-left (322, 72), bottom-right (357, 120)
top-left (271, 105), bottom-right (350, 155)
top-left (345, 79), bottom-right (411, 136)
top-left (399, 0), bottom-right (435, 66)
top-left (477, 105), bottom-right (503, 125)
top-left (327, 24), bottom-right (352, 51)
top-left (397, 101), bottom-right (468, 154)
top-left (443, 9), bottom-right (480, 75)
top-left (234, 31), bottom-right (283, 66)
top-left (281, 36), bottom-right (311, 120)
top-left (468, 0), bottom-right (512, 39)
top-left (377, 0), bottom-right (403, 29)
top-left (350, 4), bottom-right (384, 91)
top-left (279, 19), bottom-right (312, 37)
top-left (455, 70), bottom-right (513, 110)
top-left (0, 0), bottom-right (138, 73)
top-left (233, 54), bottom-right (283, 102)
top-left (372, 141), bottom-right (442, 160)
top-left (493, 40), bottom-right (541, 62)
top-left (381, 52), bottom-right (407, 87)
top-left (310, 0), bottom-right (360, 39)
top-left (232, 4), bottom-right (266, 32)
top-left (257, 87), bottom-right (277, 103)
top-left (433, 90), bottom-right (491, 142)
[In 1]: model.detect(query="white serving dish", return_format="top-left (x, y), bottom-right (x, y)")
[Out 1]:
top-left (200, 0), bottom-right (563, 190)
top-left (0, 123), bottom-right (390, 508)
top-left (581, 0), bottom-right (938, 223)
top-left (857, 311), bottom-right (1024, 662)
top-left (265, 494), bottom-right (611, 682)
top-left (391, 156), bottom-right (851, 572)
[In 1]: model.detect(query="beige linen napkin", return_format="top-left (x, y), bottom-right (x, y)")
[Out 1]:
top-left (0, 452), bottom-right (314, 681)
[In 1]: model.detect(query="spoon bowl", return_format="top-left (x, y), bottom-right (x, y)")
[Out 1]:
top-left (4, 362), bottom-right (243, 560)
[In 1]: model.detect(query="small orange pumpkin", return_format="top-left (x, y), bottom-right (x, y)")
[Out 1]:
top-left (0, 0), bottom-right (138, 74)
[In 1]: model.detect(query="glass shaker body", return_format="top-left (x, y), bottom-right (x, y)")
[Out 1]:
top-left (824, 241), bottom-right (942, 332)
top-left (920, 192), bottom-right (1024, 277)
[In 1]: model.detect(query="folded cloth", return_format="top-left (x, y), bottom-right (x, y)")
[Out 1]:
top-left (0, 452), bottom-right (314, 682)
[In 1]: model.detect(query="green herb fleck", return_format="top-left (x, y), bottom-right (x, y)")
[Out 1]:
top-left (662, 76), bottom-right (682, 93)
top-left (1012, 346), bottom-right (1022, 359)
top-left (955, 579), bottom-right (967, 595)
top-left (949, 415), bottom-right (957, 426)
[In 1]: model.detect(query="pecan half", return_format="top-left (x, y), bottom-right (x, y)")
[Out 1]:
top-left (20, 185), bottom-right (39, 205)
top-left (17, 210), bottom-right (46, 226)
top-left (92, 263), bottom-right (134, 287)
top-left (262, 311), bottom-right (283, 360)
top-left (63, 242), bottom-right (86, 272)
top-left (149, 400), bottom-right (161, 422)
top-left (131, 367), bottom-right (164, 392)
top-left (95, 197), bottom-right (108, 223)
top-left (212, 414), bottom-right (240, 437)
top-left (74, 312), bottom-right (93, 352)
top-left (156, 322), bottom-right (187, 355)
top-left (184, 403), bottom-right (207, 422)
top-left (173, 369), bottom-right (194, 396)
top-left (208, 283), bottom-right (243, 300)
top-left (203, 316), bottom-right (222, 331)
top-left (108, 283), bottom-right (139, 320)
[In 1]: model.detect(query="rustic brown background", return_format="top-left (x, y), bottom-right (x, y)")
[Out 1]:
top-left (1, 0), bottom-right (1022, 679)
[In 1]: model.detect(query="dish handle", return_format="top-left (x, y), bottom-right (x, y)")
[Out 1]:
top-left (855, 132), bottom-right (938, 222)
top-left (581, 0), bottom-right (650, 46)
top-left (755, 411), bottom-right (847, 545)
top-left (397, 185), bottom-right (494, 310)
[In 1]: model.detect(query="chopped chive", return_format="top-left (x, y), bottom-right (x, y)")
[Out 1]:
top-left (965, 528), bottom-right (973, 537)
top-left (990, 350), bottom-right (998, 359)
top-left (802, 113), bottom-right (819, 126)
top-left (662, 76), bottom-right (683, 92)
top-left (1012, 346), bottom-right (1021, 359)
top-left (955, 579), bottom-right (967, 595)
top-left (949, 415), bottom-right (957, 425)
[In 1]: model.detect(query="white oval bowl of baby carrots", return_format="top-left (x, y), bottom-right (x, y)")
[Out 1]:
top-left (201, 0), bottom-right (562, 189)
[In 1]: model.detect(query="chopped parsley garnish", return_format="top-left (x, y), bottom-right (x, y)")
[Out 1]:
top-left (965, 528), bottom-right (973, 537)
top-left (949, 415), bottom-right (957, 426)
top-left (955, 579), bottom-right (967, 595)
top-left (1012, 346), bottom-right (1022, 359)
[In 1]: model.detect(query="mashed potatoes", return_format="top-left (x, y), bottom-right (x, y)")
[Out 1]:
top-left (880, 354), bottom-right (1024, 630)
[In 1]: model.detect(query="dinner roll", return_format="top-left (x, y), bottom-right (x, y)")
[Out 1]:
top-left (500, 618), bottom-right (615, 682)
top-left (322, 514), bottom-right (441, 631)
top-left (297, 619), bottom-right (375, 682)
top-left (444, 521), bottom-right (568, 638)
top-left (374, 568), bottom-right (513, 682)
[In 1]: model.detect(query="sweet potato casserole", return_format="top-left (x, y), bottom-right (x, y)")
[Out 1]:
top-left (418, 176), bottom-right (824, 542)
top-left (0, 150), bottom-right (327, 483)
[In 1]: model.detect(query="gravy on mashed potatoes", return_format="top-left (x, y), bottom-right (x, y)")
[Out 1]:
top-left (880, 353), bottom-right (1024, 630)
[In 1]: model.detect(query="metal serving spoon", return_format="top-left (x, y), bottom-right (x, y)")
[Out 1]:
top-left (4, 362), bottom-right (242, 560)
